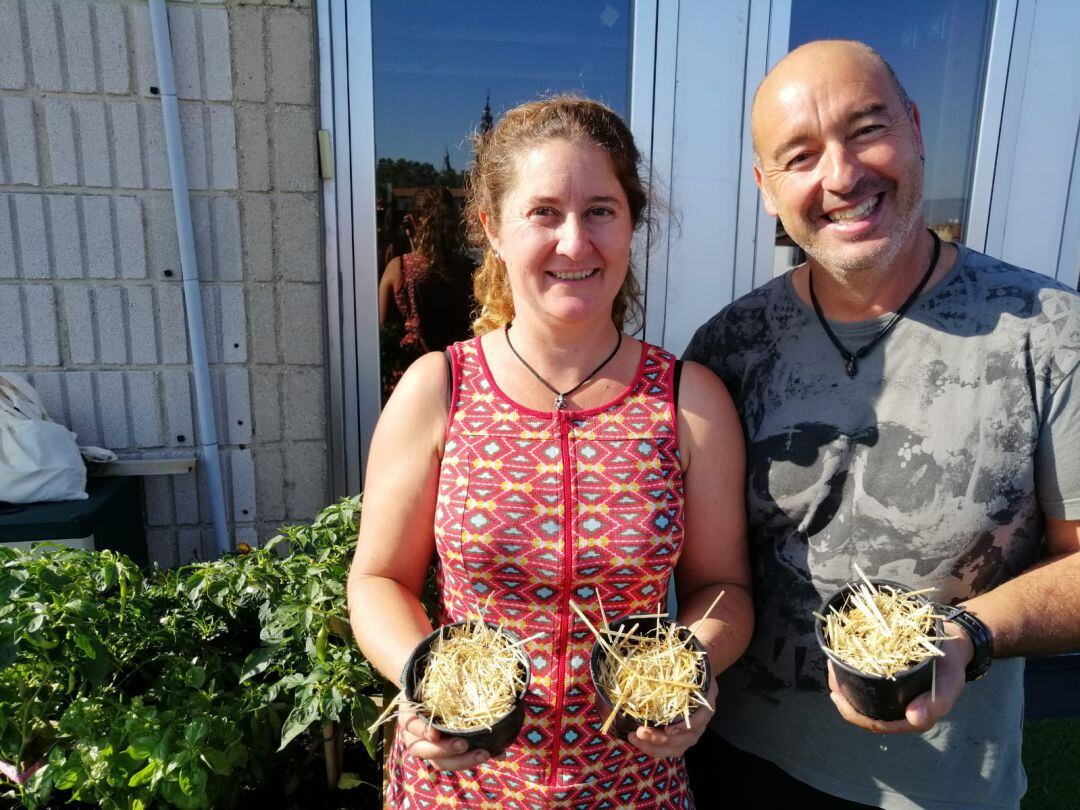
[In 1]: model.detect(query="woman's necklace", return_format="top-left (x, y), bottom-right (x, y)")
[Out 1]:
top-left (503, 322), bottom-right (622, 410)
top-left (808, 229), bottom-right (941, 378)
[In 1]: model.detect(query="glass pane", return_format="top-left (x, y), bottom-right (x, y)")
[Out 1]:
top-left (774, 0), bottom-right (994, 272)
top-left (371, 1), bottom-right (634, 401)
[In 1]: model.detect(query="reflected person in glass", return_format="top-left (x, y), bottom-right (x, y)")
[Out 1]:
top-left (348, 95), bottom-right (752, 808)
top-left (683, 39), bottom-right (1080, 809)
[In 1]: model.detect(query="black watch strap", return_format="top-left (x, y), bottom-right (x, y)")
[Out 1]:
top-left (940, 605), bottom-right (994, 681)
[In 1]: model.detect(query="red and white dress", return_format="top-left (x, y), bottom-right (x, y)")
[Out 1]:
top-left (384, 336), bottom-right (694, 809)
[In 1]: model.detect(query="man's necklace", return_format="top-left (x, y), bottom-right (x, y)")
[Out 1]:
top-left (808, 229), bottom-right (941, 378)
top-left (503, 322), bottom-right (622, 410)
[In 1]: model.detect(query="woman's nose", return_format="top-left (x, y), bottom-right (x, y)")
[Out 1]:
top-left (556, 215), bottom-right (590, 259)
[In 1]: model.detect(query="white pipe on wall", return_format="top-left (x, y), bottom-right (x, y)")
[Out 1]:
top-left (148, 0), bottom-right (230, 557)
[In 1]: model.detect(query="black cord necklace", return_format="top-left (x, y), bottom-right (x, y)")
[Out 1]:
top-left (503, 322), bottom-right (622, 410)
top-left (808, 230), bottom-right (941, 378)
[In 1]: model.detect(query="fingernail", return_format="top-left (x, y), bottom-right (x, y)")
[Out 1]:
top-left (476, 751), bottom-right (489, 763)
top-left (453, 741), bottom-right (468, 753)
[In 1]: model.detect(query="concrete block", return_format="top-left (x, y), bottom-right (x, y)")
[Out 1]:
top-left (168, 5), bottom-right (202, 100)
top-left (201, 9), bottom-right (233, 101)
top-left (234, 525), bottom-right (258, 550)
top-left (25, 285), bottom-right (60, 366)
top-left (110, 102), bottom-right (145, 189)
top-left (232, 8), bottom-right (266, 103)
top-left (246, 285), bottom-right (277, 362)
top-left (93, 286), bottom-right (127, 364)
top-left (126, 370), bottom-right (163, 447)
top-left (157, 284), bottom-right (189, 364)
top-left (241, 193), bottom-right (273, 280)
top-left (229, 448), bottom-right (256, 523)
top-left (0, 2), bottom-right (26, 90)
top-left (268, 9), bottom-right (314, 105)
top-left (131, 4), bottom-right (157, 97)
top-left (250, 367), bottom-right (282, 441)
top-left (270, 107), bottom-right (317, 192)
top-left (144, 477), bottom-right (175, 527)
top-left (64, 372), bottom-right (100, 446)
top-left (178, 104), bottom-right (208, 190)
top-left (189, 197), bottom-right (212, 278)
top-left (0, 196), bottom-right (14, 277)
top-left (254, 443), bottom-right (286, 522)
top-left (96, 371), bottom-right (130, 449)
top-left (47, 195), bottom-right (82, 278)
top-left (62, 287), bottom-right (95, 365)
top-left (208, 105), bottom-right (238, 190)
top-left (27, 373), bottom-right (66, 425)
top-left (177, 527), bottom-right (204, 563)
top-left (147, 528), bottom-right (179, 569)
top-left (115, 196), bottom-right (148, 279)
top-left (0, 286), bottom-right (25, 366)
top-left (143, 104), bottom-right (171, 189)
top-left (213, 197), bottom-right (242, 280)
top-left (60, 3), bottom-right (95, 94)
top-left (95, 4), bottom-right (131, 95)
top-left (162, 369), bottom-right (194, 446)
top-left (44, 99), bottom-right (77, 185)
top-left (216, 285), bottom-right (247, 362)
top-left (126, 285), bottom-right (159, 364)
top-left (74, 101), bottom-right (111, 188)
top-left (220, 366), bottom-right (253, 444)
top-left (284, 440), bottom-right (329, 519)
top-left (283, 366), bottom-right (326, 441)
top-left (13, 194), bottom-right (48, 279)
top-left (236, 106), bottom-right (270, 191)
top-left (26, 1), bottom-right (63, 91)
top-left (280, 283), bottom-right (323, 364)
top-left (146, 194), bottom-right (180, 276)
top-left (1, 98), bottom-right (40, 185)
top-left (82, 196), bottom-right (117, 279)
top-left (274, 194), bottom-right (320, 282)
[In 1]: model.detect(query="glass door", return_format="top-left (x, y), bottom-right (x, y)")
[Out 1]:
top-left (320, 1), bottom-right (650, 494)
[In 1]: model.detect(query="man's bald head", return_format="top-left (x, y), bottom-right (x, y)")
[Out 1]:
top-left (751, 40), bottom-right (914, 163)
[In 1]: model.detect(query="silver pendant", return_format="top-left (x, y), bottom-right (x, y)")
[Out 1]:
top-left (555, 393), bottom-right (566, 410)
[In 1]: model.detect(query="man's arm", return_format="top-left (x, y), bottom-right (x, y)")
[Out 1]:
top-left (829, 515), bottom-right (1080, 734)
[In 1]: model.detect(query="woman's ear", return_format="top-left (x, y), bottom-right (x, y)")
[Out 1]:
top-left (479, 210), bottom-right (501, 255)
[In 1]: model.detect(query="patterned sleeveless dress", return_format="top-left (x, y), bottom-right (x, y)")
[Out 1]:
top-left (384, 336), bottom-right (694, 809)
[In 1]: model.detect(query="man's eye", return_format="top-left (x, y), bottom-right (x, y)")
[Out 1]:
top-left (854, 124), bottom-right (884, 137)
top-left (786, 152), bottom-right (812, 169)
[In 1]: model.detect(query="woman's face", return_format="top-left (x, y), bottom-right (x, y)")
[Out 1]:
top-left (482, 138), bottom-right (633, 329)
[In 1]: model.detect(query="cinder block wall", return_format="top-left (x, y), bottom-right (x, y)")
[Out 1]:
top-left (0, 0), bottom-right (329, 564)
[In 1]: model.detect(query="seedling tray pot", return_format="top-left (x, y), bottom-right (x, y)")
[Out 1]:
top-left (401, 621), bottom-right (530, 756)
top-left (815, 578), bottom-right (942, 721)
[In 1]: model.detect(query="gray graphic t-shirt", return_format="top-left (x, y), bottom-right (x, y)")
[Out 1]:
top-left (685, 245), bottom-right (1079, 809)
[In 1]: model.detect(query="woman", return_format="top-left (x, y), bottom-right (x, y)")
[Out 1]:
top-left (348, 96), bottom-right (752, 808)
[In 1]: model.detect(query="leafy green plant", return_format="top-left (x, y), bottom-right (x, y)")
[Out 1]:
top-left (0, 496), bottom-right (384, 809)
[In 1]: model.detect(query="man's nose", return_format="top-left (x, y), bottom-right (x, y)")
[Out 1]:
top-left (819, 143), bottom-right (861, 194)
top-left (556, 215), bottom-right (590, 259)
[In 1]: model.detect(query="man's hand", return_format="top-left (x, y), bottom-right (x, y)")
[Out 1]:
top-left (827, 621), bottom-right (975, 734)
top-left (398, 709), bottom-right (490, 771)
top-left (627, 677), bottom-right (719, 758)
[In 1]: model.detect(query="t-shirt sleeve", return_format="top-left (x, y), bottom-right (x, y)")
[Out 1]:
top-left (1036, 362), bottom-right (1080, 520)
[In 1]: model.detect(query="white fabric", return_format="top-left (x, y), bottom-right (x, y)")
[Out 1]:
top-left (0, 373), bottom-right (87, 503)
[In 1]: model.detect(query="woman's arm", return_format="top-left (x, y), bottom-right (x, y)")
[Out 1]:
top-left (378, 256), bottom-right (404, 326)
top-left (630, 360), bottom-right (753, 758)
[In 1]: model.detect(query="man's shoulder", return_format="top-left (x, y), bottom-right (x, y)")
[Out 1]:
top-left (685, 275), bottom-right (792, 359)
top-left (956, 245), bottom-right (1077, 301)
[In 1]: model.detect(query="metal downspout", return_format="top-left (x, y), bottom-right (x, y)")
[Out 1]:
top-left (148, 0), bottom-right (230, 557)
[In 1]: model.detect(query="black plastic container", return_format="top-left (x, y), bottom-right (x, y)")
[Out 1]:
top-left (589, 613), bottom-right (712, 740)
top-left (401, 621), bottom-right (530, 756)
top-left (815, 579), bottom-right (943, 721)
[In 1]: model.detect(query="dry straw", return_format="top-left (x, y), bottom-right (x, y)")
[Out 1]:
top-left (416, 621), bottom-right (530, 731)
top-left (573, 593), bottom-right (720, 732)
top-left (816, 568), bottom-right (945, 679)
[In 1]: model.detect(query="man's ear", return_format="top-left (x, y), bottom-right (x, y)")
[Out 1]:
top-left (910, 102), bottom-right (926, 160)
top-left (479, 210), bottom-right (500, 254)
top-left (753, 163), bottom-right (779, 217)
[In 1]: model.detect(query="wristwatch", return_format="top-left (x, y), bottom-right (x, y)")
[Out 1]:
top-left (940, 605), bottom-right (994, 681)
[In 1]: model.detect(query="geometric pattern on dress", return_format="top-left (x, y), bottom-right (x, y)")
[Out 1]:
top-left (385, 336), bottom-right (693, 810)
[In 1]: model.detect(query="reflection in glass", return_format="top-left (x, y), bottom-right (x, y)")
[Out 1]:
top-left (371, 1), bottom-right (633, 401)
top-left (776, 0), bottom-right (993, 271)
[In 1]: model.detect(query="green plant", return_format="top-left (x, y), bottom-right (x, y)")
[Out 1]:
top-left (0, 496), bottom-right (384, 809)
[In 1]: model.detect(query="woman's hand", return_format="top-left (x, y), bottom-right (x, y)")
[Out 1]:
top-left (398, 709), bottom-right (491, 771)
top-left (626, 677), bottom-right (718, 759)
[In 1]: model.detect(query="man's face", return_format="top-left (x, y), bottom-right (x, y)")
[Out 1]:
top-left (752, 46), bottom-right (925, 273)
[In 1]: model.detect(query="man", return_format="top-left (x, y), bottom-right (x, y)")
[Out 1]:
top-left (684, 39), bottom-right (1079, 809)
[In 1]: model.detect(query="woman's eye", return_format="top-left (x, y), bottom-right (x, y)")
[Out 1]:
top-left (530, 206), bottom-right (557, 219)
top-left (587, 206), bottom-right (615, 218)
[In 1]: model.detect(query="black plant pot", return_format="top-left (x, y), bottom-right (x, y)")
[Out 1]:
top-left (589, 613), bottom-right (712, 740)
top-left (401, 621), bottom-right (530, 757)
top-left (815, 579), bottom-right (943, 721)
